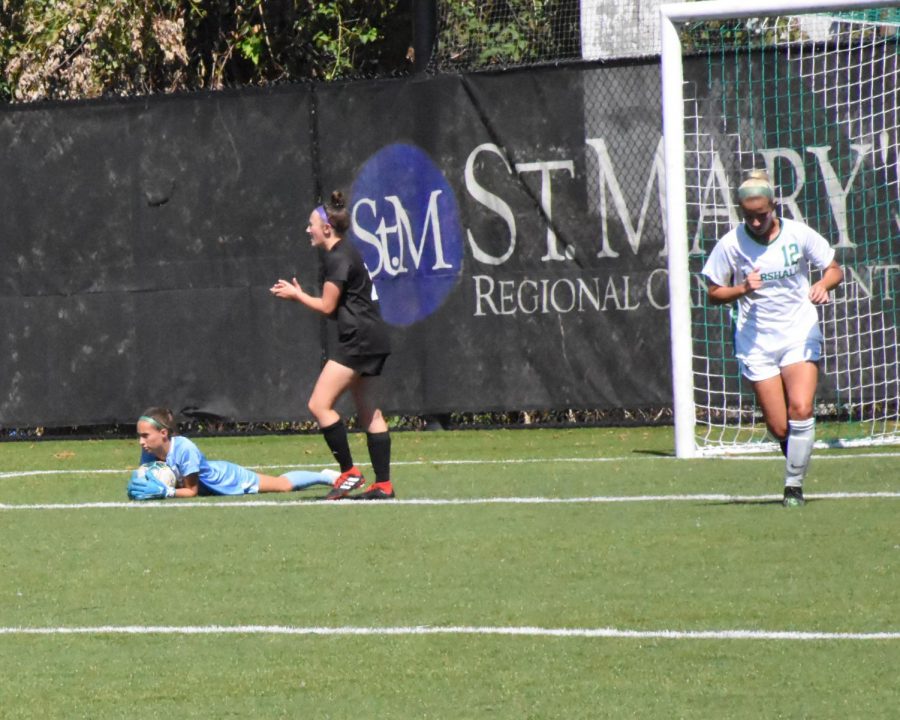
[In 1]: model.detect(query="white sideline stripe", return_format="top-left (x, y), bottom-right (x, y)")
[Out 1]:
top-left (2, 457), bottom-right (632, 479)
top-left (0, 624), bottom-right (896, 641)
top-left (1, 491), bottom-right (898, 511)
top-left (2, 450), bottom-right (899, 480)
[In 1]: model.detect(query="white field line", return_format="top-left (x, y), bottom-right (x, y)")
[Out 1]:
top-left (2, 450), bottom-right (899, 480)
top-left (0, 624), bottom-right (896, 641)
top-left (1, 491), bottom-right (899, 511)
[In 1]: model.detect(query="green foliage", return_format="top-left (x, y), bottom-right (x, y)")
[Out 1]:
top-left (0, 0), bottom-right (185, 101)
top-left (436, 0), bottom-right (579, 69)
top-left (306, 0), bottom-right (400, 80)
top-left (0, 0), bottom-right (587, 101)
top-left (0, 0), bottom-right (406, 103)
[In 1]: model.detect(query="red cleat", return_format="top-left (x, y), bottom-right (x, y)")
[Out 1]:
top-left (324, 466), bottom-right (365, 500)
top-left (355, 480), bottom-right (395, 500)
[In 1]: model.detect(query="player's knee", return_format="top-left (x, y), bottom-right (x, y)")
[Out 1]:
top-left (766, 420), bottom-right (788, 441)
top-left (307, 396), bottom-right (328, 420)
top-left (366, 408), bottom-right (384, 429)
top-left (787, 402), bottom-right (814, 421)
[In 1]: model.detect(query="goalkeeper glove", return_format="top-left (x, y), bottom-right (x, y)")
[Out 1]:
top-left (127, 469), bottom-right (175, 500)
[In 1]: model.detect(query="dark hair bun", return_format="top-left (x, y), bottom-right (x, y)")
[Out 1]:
top-left (330, 190), bottom-right (345, 210)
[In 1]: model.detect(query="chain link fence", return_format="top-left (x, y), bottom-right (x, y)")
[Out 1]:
top-left (432, 0), bottom-right (663, 72)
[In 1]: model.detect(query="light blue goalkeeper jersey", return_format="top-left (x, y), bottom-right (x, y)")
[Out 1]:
top-left (140, 435), bottom-right (258, 495)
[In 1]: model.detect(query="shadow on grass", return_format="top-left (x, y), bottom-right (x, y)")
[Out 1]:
top-left (704, 498), bottom-right (804, 507)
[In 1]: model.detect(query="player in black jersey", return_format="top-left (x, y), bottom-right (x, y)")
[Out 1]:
top-left (271, 190), bottom-right (394, 500)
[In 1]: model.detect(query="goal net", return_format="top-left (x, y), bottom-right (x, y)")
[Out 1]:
top-left (662, 1), bottom-right (900, 456)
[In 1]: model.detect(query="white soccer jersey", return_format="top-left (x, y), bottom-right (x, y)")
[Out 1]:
top-left (701, 217), bottom-right (836, 357)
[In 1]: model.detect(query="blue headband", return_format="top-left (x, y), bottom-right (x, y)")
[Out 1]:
top-left (315, 205), bottom-right (329, 224)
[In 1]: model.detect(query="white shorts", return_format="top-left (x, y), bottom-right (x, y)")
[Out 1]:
top-left (738, 338), bottom-right (822, 382)
top-left (738, 339), bottom-right (822, 382)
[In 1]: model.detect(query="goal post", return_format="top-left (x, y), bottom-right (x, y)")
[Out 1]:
top-left (661, 0), bottom-right (900, 457)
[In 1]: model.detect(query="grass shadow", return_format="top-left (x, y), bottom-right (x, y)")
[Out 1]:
top-left (704, 498), bottom-right (804, 507)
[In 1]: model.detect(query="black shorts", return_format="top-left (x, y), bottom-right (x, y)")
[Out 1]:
top-left (331, 349), bottom-right (390, 377)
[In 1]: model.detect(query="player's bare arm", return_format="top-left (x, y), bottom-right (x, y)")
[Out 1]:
top-left (270, 278), bottom-right (340, 315)
top-left (174, 472), bottom-right (200, 498)
top-left (809, 260), bottom-right (843, 304)
top-left (706, 267), bottom-right (762, 305)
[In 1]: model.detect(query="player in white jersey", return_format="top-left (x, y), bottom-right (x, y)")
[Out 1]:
top-left (702, 171), bottom-right (844, 507)
top-left (128, 407), bottom-right (337, 500)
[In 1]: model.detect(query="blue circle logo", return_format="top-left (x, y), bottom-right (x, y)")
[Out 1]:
top-left (350, 143), bottom-right (463, 327)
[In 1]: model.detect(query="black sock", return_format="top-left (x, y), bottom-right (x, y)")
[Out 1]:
top-left (322, 420), bottom-right (354, 472)
top-left (366, 431), bottom-right (391, 483)
top-left (779, 438), bottom-right (788, 457)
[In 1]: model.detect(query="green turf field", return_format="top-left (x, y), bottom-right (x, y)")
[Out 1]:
top-left (1, 426), bottom-right (898, 718)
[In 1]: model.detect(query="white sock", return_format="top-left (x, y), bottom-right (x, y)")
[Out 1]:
top-left (785, 417), bottom-right (815, 488)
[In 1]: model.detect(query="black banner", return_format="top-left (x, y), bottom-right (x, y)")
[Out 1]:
top-left (1, 89), bottom-right (322, 425)
top-left (1, 51), bottom-right (893, 427)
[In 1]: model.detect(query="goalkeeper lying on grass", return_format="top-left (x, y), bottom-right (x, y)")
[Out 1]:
top-left (127, 407), bottom-right (337, 500)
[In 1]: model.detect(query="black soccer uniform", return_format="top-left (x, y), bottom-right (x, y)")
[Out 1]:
top-left (323, 238), bottom-right (391, 376)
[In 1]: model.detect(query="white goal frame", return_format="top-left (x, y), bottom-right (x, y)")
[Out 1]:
top-left (661, 0), bottom-right (900, 458)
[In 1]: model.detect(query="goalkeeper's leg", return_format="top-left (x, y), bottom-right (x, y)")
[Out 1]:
top-left (257, 470), bottom-right (337, 493)
top-left (283, 469), bottom-right (338, 490)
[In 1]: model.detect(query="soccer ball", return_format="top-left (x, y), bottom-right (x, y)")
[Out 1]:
top-left (137, 461), bottom-right (179, 490)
